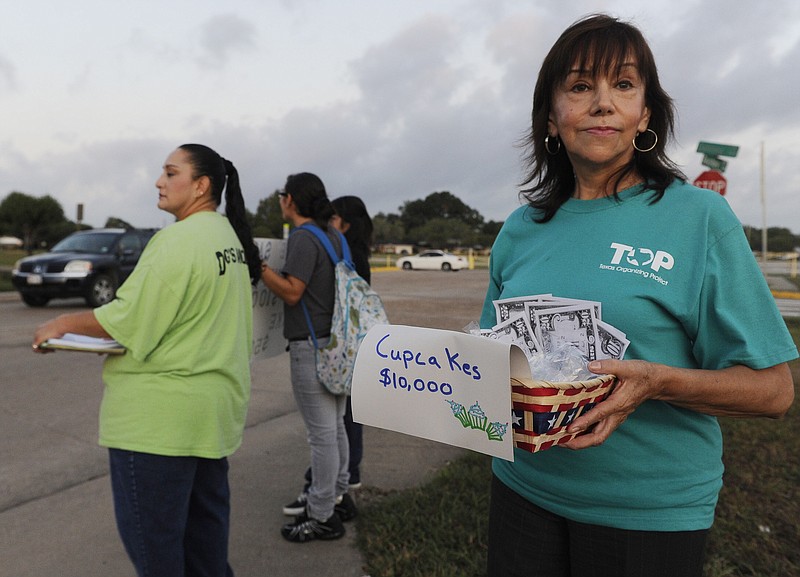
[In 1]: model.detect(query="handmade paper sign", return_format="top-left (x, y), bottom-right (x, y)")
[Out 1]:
top-left (251, 238), bottom-right (287, 359)
top-left (351, 324), bottom-right (530, 461)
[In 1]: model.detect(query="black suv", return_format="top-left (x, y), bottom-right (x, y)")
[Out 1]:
top-left (12, 228), bottom-right (157, 307)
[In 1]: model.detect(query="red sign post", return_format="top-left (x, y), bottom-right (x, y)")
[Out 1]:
top-left (693, 169), bottom-right (727, 196)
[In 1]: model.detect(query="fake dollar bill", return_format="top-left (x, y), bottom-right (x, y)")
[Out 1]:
top-left (597, 320), bottom-right (629, 360)
top-left (493, 294), bottom-right (553, 323)
top-left (534, 304), bottom-right (601, 361)
top-left (489, 315), bottom-right (540, 356)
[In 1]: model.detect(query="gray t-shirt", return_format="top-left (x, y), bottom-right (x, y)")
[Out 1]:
top-left (281, 225), bottom-right (342, 340)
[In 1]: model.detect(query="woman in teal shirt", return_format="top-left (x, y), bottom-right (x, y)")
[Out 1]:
top-left (482, 15), bottom-right (796, 577)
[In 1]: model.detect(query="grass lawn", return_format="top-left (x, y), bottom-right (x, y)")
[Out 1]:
top-left (0, 248), bottom-right (28, 267)
top-left (0, 248), bottom-right (26, 291)
top-left (705, 318), bottom-right (800, 577)
top-left (356, 318), bottom-right (800, 577)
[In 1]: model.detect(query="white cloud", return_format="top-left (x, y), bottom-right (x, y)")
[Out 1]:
top-left (0, 0), bottom-right (798, 234)
top-left (0, 54), bottom-right (15, 91)
top-left (197, 13), bottom-right (259, 69)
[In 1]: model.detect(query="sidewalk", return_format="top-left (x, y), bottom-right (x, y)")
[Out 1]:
top-left (0, 348), bottom-right (465, 577)
top-left (0, 270), bottom-right (476, 577)
top-left (765, 274), bottom-right (800, 299)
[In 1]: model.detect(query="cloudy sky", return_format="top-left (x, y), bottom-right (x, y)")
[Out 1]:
top-left (1, 0), bottom-right (798, 233)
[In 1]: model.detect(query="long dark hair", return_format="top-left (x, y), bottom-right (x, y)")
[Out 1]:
top-left (520, 14), bottom-right (685, 222)
top-left (284, 172), bottom-right (335, 230)
top-left (331, 195), bottom-right (373, 253)
top-left (179, 143), bottom-right (261, 284)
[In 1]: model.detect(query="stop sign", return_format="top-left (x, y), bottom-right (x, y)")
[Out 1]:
top-left (693, 170), bottom-right (727, 196)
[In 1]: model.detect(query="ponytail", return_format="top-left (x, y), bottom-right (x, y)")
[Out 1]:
top-left (221, 159), bottom-right (262, 285)
top-left (179, 144), bottom-right (262, 285)
top-left (284, 172), bottom-right (334, 229)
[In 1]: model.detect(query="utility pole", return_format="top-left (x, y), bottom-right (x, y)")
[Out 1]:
top-left (760, 142), bottom-right (767, 263)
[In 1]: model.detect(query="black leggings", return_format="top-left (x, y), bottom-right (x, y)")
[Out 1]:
top-left (487, 475), bottom-right (709, 577)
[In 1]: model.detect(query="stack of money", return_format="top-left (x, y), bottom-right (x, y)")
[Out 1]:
top-left (481, 294), bottom-right (630, 363)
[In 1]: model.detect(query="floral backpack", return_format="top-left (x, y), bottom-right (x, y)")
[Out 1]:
top-left (297, 223), bottom-right (389, 395)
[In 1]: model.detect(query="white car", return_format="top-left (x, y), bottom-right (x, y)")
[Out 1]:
top-left (396, 250), bottom-right (467, 271)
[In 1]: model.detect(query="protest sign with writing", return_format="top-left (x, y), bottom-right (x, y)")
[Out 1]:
top-left (252, 238), bottom-right (287, 359)
top-left (351, 324), bottom-right (529, 461)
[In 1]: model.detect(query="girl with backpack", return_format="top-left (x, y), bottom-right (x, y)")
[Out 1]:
top-left (260, 173), bottom-right (356, 542)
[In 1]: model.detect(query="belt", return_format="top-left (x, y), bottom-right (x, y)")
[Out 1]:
top-left (289, 333), bottom-right (330, 342)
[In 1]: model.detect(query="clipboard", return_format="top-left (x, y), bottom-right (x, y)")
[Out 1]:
top-left (40, 333), bottom-right (125, 355)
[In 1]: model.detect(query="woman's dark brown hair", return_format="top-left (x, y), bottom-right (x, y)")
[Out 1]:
top-left (520, 14), bottom-right (685, 222)
top-left (284, 172), bottom-right (335, 230)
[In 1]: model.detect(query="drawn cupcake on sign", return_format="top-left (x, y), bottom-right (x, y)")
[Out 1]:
top-left (486, 421), bottom-right (508, 441)
top-left (468, 402), bottom-right (488, 430)
top-left (446, 400), bottom-right (507, 442)
top-left (446, 399), bottom-right (471, 428)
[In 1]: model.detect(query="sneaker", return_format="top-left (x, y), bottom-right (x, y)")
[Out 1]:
top-left (283, 492), bottom-right (308, 516)
top-left (334, 492), bottom-right (358, 522)
top-left (281, 512), bottom-right (345, 543)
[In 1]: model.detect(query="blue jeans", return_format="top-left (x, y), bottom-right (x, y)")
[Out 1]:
top-left (304, 395), bottom-right (362, 489)
top-left (289, 339), bottom-right (350, 521)
top-left (109, 449), bottom-right (234, 577)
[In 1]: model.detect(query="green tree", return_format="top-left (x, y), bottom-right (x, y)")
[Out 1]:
top-left (743, 225), bottom-right (800, 253)
top-left (250, 190), bottom-right (286, 239)
top-left (765, 227), bottom-right (798, 252)
top-left (399, 191), bottom-right (484, 233)
top-left (0, 192), bottom-right (70, 252)
top-left (475, 220), bottom-right (504, 249)
top-left (374, 191), bottom-right (507, 249)
top-left (105, 217), bottom-right (134, 230)
top-left (372, 212), bottom-right (405, 245)
top-left (408, 217), bottom-right (474, 249)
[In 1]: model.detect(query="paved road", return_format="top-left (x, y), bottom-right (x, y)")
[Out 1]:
top-left (762, 271), bottom-right (800, 317)
top-left (775, 298), bottom-right (800, 318)
top-left (0, 269), bottom-right (489, 577)
top-left (759, 259), bottom-right (799, 277)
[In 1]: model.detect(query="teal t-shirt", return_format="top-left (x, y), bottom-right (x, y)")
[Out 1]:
top-left (94, 211), bottom-right (253, 459)
top-left (480, 181), bottom-right (798, 531)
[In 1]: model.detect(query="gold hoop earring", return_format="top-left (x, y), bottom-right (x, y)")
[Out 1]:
top-left (545, 135), bottom-right (561, 155)
top-left (633, 129), bottom-right (658, 153)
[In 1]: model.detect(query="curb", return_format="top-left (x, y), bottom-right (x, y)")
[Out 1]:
top-left (771, 290), bottom-right (800, 300)
top-left (2, 285), bottom-right (797, 302)
top-left (0, 292), bottom-right (20, 302)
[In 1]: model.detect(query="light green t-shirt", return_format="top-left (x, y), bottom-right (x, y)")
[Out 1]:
top-left (94, 211), bottom-right (253, 458)
top-left (481, 181), bottom-right (798, 531)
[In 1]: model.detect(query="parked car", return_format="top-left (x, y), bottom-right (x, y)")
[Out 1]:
top-left (12, 228), bottom-right (157, 307)
top-left (396, 250), bottom-right (468, 271)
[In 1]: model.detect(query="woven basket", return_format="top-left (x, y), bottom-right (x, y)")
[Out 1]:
top-left (511, 374), bottom-right (616, 453)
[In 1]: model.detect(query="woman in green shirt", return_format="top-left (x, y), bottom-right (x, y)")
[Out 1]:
top-left (33, 144), bottom-right (261, 577)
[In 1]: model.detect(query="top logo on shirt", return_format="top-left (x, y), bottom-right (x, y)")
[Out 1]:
top-left (599, 242), bottom-right (674, 286)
